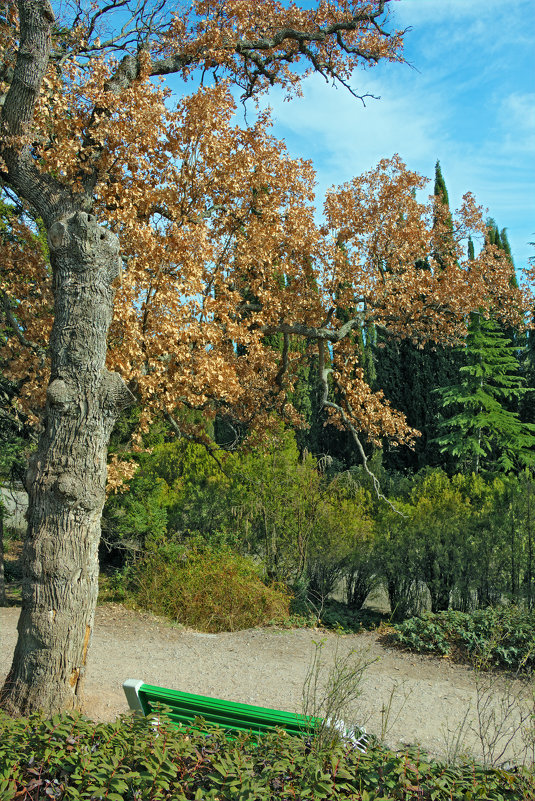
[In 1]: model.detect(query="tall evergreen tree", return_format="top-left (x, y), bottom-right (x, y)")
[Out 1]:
top-left (521, 242), bottom-right (535, 425)
top-left (436, 313), bottom-right (535, 473)
top-left (500, 227), bottom-right (513, 262)
top-left (484, 218), bottom-right (527, 406)
top-left (432, 160), bottom-right (456, 270)
top-left (373, 161), bottom-right (461, 472)
top-left (467, 235), bottom-right (475, 262)
top-left (373, 335), bottom-right (461, 471)
top-left (434, 159), bottom-right (449, 206)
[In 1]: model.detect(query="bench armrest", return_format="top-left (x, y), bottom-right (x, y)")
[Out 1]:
top-left (123, 678), bottom-right (145, 714)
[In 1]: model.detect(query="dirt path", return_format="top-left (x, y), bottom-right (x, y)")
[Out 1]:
top-left (1, 604), bottom-right (532, 765)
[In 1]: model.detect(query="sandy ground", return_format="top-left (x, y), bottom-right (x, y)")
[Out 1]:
top-left (1, 603), bottom-right (533, 766)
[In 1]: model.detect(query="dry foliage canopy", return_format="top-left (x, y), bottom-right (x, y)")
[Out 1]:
top-left (0, 0), bottom-right (532, 466)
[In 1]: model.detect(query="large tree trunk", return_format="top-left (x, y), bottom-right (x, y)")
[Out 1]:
top-left (1, 211), bottom-right (132, 716)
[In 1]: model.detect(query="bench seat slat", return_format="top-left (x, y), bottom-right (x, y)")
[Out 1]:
top-left (159, 711), bottom-right (308, 736)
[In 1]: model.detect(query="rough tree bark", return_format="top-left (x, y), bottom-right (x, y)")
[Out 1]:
top-left (2, 213), bottom-right (132, 715)
top-left (0, 1), bottom-right (133, 715)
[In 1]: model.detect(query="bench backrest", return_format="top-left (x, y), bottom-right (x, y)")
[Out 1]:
top-left (123, 679), bottom-right (320, 738)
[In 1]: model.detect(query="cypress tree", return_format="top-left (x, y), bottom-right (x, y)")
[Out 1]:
top-left (373, 161), bottom-right (461, 472)
top-left (434, 159), bottom-right (449, 207)
top-left (500, 227), bottom-right (513, 262)
top-left (374, 334), bottom-right (461, 471)
top-left (484, 218), bottom-right (524, 382)
top-left (467, 235), bottom-right (475, 262)
top-left (485, 219), bottom-right (501, 248)
top-left (432, 160), bottom-right (455, 270)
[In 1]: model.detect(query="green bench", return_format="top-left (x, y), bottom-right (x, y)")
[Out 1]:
top-left (123, 679), bottom-right (321, 738)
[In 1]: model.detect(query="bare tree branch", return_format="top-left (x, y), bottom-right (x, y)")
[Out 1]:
top-left (51, 0), bottom-right (169, 62)
top-left (317, 337), bottom-right (403, 515)
top-left (163, 409), bottom-right (228, 474)
top-left (261, 316), bottom-right (365, 343)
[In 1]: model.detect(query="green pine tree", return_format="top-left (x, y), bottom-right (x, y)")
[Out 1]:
top-left (436, 313), bottom-right (535, 473)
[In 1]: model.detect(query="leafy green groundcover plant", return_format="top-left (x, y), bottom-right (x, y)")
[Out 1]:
top-left (1, 710), bottom-right (533, 800)
top-left (391, 607), bottom-right (535, 671)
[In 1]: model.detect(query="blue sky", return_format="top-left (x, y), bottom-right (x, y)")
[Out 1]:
top-left (255, 0), bottom-right (535, 276)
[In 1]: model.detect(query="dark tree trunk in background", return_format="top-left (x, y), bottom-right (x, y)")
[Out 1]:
top-left (0, 505), bottom-right (7, 606)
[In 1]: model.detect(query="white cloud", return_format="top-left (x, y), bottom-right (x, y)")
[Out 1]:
top-left (393, 1), bottom-right (534, 81)
top-left (267, 74), bottom-right (439, 161)
top-left (262, 68), bottom-right (456, 202)
top-left (252, 1), bottom-right (535, 271)
top-left (264, 85), bottom-right (533, 268)
top-left (497, 93), bottom-right (535, 155)
top-left (391, 0), bottom-right (528, 26)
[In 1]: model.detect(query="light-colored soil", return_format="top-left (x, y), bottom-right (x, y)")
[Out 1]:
top-left (1, 603), bottom-right (532, 766)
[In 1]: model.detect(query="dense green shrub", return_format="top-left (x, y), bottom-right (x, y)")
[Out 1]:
top-left (103, 410), bottom-right (535, 621)
top-left (230, 429), bottom-right (373, 591)
top-left (103, 426), bottom-right (375, 604)
top-left (364, 469), bottom-right (535, 618)
top-left (127, 543), bottom-right (291, 632)
top-left (102, 437), bottom-right (239, 561)
top-left (408, 470), bottom-right (471, 613)
top-left (391, 606), bottom-right (535, 671)
top-left (304, 482), bottom-right (374, 605)
top-left (371, 501), bottom-right (424, 621)
top-left (1, 710), bottom-right (533, 800)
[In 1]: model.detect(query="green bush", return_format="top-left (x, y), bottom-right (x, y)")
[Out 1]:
top-left (371, 500), bottom-right (424, 621)
top-left (391, 606), bottom-right (535, 671)
top-left (0, 710), bottom-right (533, 800)
top-left (408, 470), bottom-right (471, 613)
top-left (128, 543), bottom-right (291, 632)
top-left (102, 433), bottom-right (240, 563)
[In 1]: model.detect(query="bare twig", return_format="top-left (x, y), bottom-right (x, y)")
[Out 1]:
top-left (162, 409), bottom-right (228, 475)
top-left (317, 338), bottom-right (403, 515)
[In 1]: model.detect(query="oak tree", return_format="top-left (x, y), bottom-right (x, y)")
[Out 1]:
top-left (0, 0), bottom-right (531, 716)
